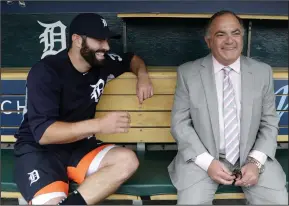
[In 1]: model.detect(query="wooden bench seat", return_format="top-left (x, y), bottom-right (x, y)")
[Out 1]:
top-left (1, 68), bottom-right (288, 202)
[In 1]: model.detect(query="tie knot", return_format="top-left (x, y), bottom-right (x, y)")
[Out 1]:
top-left (223, 67), bottom-right (232, 75)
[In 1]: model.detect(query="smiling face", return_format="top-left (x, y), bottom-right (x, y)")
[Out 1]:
top-left (80, 36), bottom-right (110, 67)
top-left (205, 13), bottom-right (244, 66)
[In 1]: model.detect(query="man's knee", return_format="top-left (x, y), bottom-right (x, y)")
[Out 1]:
top-left (114, 148), bottom-right (139, 180)
top-left (247, 192), bottom-right (288, 205)
top-left (245, 186), bottom-right (288, 205)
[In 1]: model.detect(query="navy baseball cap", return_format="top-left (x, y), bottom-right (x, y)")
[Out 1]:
top-left (69, 13), bottom-right (121, 41)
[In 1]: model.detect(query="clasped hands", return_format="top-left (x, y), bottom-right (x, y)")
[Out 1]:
top-left (208, 160), bottom-right (260, 188)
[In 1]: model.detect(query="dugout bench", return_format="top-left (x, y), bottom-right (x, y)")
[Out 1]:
top-left (1, 66), bottom-right (288, 204)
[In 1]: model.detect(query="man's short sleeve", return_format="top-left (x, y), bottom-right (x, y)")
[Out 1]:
top-left (26, 62), bottom-right (61, 142)
top-left (104, 52), bottom-right (134, 78)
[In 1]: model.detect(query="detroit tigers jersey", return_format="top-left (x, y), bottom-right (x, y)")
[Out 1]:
top-left (15, 50), bottom-right (134, 149)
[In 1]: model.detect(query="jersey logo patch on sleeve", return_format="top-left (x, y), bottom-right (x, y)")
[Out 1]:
top-left (90, 79), bottom-right (105, 103)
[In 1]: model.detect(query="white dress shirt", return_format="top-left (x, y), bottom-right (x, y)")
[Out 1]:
top-left (194, 56), bottom-right (267, 171)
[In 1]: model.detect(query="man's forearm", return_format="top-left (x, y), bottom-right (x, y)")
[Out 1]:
top-left (130, 55), bottom-right (149, 77)
top-left (39, 119), bottom-right (98, 145)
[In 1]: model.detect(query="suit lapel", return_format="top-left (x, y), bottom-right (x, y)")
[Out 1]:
top-left (200, 54), bottom-right (221, 156)
top-left (240, 56), bottom-right (254, 164)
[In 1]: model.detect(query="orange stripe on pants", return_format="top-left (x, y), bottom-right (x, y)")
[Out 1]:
top-left (67, 144), bottom-right (113, 184)
top-left (29, 181), bottom-right (69, 204)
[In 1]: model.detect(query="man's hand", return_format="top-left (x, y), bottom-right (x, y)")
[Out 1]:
top-left (129, 54), bottom-right (154, 104)
top-left (136, 74), bottom-right (153, 104)
top-left (96, 112), bottom-right (131, 134)
top-left (208, 160), bottom-right (235, 185)
top-left (234, 163), bottom-right (259, 187)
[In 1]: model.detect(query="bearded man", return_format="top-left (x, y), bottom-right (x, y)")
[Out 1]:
top-left (14, 13), bottom-right (153, 205)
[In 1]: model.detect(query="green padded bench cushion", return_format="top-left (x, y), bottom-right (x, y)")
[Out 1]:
top-left (1, 149), bottom-right (288, 196)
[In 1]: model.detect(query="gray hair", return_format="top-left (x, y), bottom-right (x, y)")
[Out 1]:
top-left (205, 10), bottom-right (245, 39)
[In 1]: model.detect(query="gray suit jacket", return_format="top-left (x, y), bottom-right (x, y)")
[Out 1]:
top-left (168, 54), bottom-right (286, 191)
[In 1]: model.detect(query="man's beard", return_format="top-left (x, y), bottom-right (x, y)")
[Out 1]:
top-left (80, 41), bottom-right (107, 67)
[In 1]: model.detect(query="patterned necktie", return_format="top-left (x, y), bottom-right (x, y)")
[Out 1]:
top-left (223, 67), bottom-right (240, 165)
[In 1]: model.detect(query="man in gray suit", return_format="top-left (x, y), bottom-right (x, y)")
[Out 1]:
top-left (168, 10), bottom-right (288, 204)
